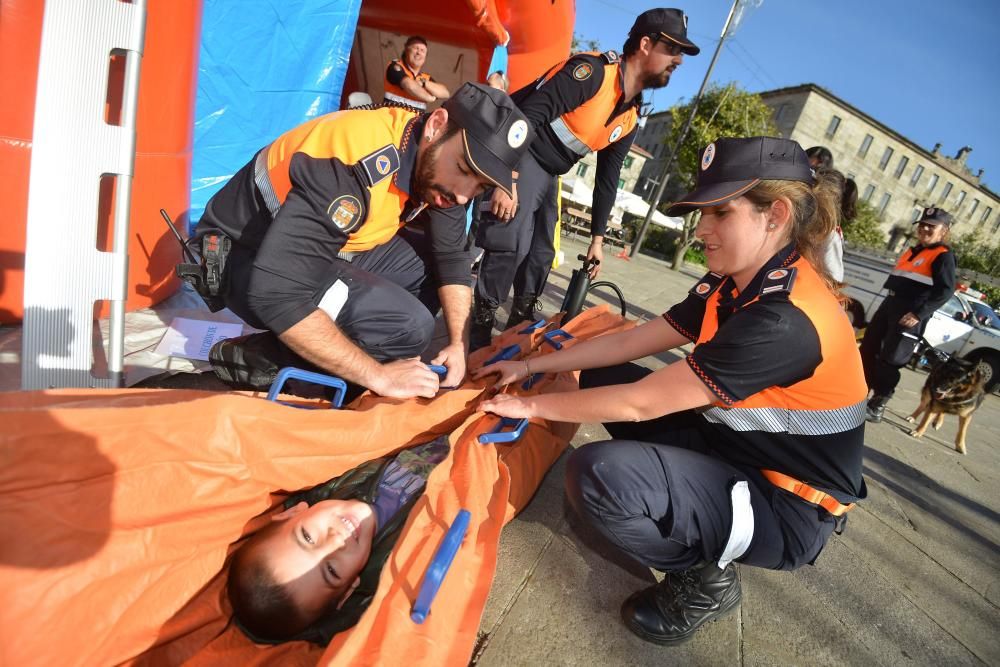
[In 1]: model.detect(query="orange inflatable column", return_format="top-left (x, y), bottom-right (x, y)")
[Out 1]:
top-left (0, 0), bottom-right (202, 324)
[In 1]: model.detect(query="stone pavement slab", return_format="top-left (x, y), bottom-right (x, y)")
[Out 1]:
top-left (472, 236), bottom-right (1000, 666)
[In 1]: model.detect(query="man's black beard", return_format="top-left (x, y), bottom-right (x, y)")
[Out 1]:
top-left (644, 70), bottom-right (672, 91)
top-left (413, 138), bottom-right (458, 208)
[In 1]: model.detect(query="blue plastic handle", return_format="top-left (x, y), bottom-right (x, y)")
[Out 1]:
top-left (542, 329), bottom-right (574, 350)
top-left (428, 364), bottom-right (447, 376)
top-left (521, 372), bottom-right (543, 390)
top-left (266, 367), bottom-right (347, 409)
top-left (478, 416), bottom-right (530, 444)
top-left (518, 318), bottom-right (547, 334)
top-left (485, 344), bottom-right (520, 366)
top-left (411, 509), bottom-right (471, 624)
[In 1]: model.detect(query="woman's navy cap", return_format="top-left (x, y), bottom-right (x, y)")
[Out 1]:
top-left (666, 137), bottom-right (814, 216)
top-left (915, 207), bottom-right (953, 226)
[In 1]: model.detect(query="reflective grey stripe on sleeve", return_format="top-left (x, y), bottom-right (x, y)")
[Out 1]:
top-left (549, 116), bottom-right (590, 157)
top-left (890, 269), bottom-right (934, 285)
top-left (318, 279), bottom-right (349, 321)
top-left (718, 480), bottom-right (753, 569)
top-left (253, 147), bottom-right (281, 218)
top-left (702, 400), bottom-right (867, 436)
top-left (384, 92), bottom-right (426, 110)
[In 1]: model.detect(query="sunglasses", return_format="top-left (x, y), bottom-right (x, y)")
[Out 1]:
top-left (652, 35), bottom-right (684, 57)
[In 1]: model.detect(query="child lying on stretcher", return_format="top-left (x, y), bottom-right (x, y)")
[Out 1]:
top-left (227, 436), bottom-right (449, 644)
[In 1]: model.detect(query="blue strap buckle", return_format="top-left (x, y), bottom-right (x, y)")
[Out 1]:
top-left (518, 318), bottom-right (547, 334)
top-left (485, 344), bottom-right (520, 366)
top-left (478, 416), bottom-right (529, 444)
top-left (542, 329), bottom-right (574, 350)
top-left (266, 367), bottom-right (347, 409)
top-left (521, 372), bottom-right (543, 390)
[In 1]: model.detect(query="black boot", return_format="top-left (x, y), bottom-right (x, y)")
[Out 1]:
top-left (621, 561), bottom-right (741, 645)
top-left (504, 294), bottom-right (541, 330)
top-left (866, 394), bottom-right (889, 423)
top-left (470, 297), bottom-right (498, 352)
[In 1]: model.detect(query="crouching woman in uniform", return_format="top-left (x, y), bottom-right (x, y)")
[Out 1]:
top-left (473, 137), bottom-right (867, 645)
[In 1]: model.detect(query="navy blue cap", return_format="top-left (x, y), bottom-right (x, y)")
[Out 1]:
top-left (443, 83), bottom-right (532, 198)
top-left (666, 137), bottom-right (814, 216)
top-left (915, 206), bottom-right (953, 226)
top-left (630, 8), bottom-right (700, 56)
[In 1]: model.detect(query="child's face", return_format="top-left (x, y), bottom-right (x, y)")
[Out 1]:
top-left (263, 499), bottom-right (377, 619)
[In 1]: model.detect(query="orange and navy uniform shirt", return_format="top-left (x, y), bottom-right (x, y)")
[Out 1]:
top-left (384, 59), bottom-right (433, 109)
top-left (510, 50), bottom-right (641, 238)
top-left (663, 244), bottom-right (868, 503)
top-left (883, 243), bottom-right (956, 320)
top-left (196, 106), bottom-right (468, 335)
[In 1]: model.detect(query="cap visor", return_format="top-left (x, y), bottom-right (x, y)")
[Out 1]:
top-left (665, 179), bottom-right (759, 216)
top-left (461, 131), bottom-right (513, 198)
top-left (661, 33), bottom-right (700, 56)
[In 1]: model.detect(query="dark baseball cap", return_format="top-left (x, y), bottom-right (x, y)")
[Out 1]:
top-left (915, 207), bottom-right (953, 226)
top-left (630, 8), bottom-right (700, 56)
top-left (666, 137), bottom-right (814, 216)
top-left (443, 82), bottom-right (532, 198)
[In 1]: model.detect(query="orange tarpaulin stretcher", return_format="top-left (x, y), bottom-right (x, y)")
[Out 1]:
top-left (0, 308), bottom-right (630, 666)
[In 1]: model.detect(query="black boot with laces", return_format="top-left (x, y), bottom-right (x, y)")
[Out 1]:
top-left (621, 561), bottom-right (741, 645)
top-left (504, 294), bottom-right (541, 330)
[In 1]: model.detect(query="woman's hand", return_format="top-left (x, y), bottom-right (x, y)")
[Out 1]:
top-left (479, 393), bottom-right (534, 418)
top-left (472, 359), bottom-right (529, 391)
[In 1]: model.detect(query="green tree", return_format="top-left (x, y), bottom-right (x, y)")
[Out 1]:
top-left (658, 83), bottom-right (778, 269)
top-left (571, 33), bottom-right (601, 53)
top-left (842, 200), bottom-right (886, 249)
top-left (951, 231), bottom-right (1000, 275)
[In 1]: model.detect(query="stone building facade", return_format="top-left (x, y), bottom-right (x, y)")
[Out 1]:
top-left (761, 83), bottom-right (999, 248)
top-left (568, 142), bottom-right (651, 194)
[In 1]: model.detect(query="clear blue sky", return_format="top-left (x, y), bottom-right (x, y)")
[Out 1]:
top-left (573, 0), bottom-right (1000, 190)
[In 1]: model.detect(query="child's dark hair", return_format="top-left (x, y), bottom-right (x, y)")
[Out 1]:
top-left (227, 522), bottom-right (310, 641)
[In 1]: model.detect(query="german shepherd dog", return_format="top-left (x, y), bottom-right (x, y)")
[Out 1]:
top-left (907, 353), bottom-right (987, 454)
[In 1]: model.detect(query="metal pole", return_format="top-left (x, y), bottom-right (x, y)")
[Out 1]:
top-left (629, 0), bottom-right (741, 258)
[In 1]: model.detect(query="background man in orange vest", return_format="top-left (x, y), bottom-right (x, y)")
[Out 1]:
top-left (383, 36), bottom-right (451, 110)
top-left (469, 8), bottom-right (699, 350)
top-left (191, 84), bottom-right (530, 398)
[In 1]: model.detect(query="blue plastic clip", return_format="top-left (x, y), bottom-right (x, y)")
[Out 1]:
top-left (521, 372), bottom-right (543, 390)
top-left (411, 509), bottom-right (471, 624)
top-left (478, 416), bottom-right (529, 444)
top-left (485, 344), bottom-right (520, 366)
top-left (266, 367), bottom-right (347, 409)
top-left (428, 364), bottom-right (447, 376)
top-left (518, 318), bottom-right (547, 334)
top-left (542, 329), bottom-right (574, 350)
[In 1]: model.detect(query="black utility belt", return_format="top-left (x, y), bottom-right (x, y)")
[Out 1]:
top-left (176, 233), bottom-right (232, 312)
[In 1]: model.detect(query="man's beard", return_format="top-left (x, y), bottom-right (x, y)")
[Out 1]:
top-left (414, 138), bottom-right (458, 208)
top-left (644, 69), bottom-right (672, 90)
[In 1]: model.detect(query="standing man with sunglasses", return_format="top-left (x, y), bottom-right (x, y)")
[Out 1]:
top-left (470, 9), bottom-right (700, 349)
top-left (859, 207), bottom-right (957, 422)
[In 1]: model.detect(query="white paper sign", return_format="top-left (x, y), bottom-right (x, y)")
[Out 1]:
top-left (154, 317), bottom-right (244, 361)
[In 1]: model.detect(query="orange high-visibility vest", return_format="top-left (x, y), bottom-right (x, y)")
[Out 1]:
top-left (384, 59), bottom-right (432, 110)
top-left (542, 52), bottom-right (639, 157)
top-left (258, 106), bottom-right (419, 253)
top-left (890, 245), bottom-right (950, 286)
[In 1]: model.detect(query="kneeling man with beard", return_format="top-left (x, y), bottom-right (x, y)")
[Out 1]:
top-left (190, 83), bottom-right (532, 398)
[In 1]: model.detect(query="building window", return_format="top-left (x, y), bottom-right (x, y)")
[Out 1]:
top-left (862, 184), bottom-right (875, 202)
top-left (878, 147), bottom-right (893, 170)
top-left (774, 103), bottom-right (789, 123)
top-left (576, 164), bottom-right (588, 177)
top-left (846, 172), bottom-right (856, 181)
top-left (878, 193), bottom-right (892, 215)
top-left (940, 182), bottom-right (953, 202)
top-left (983, 205), bottom-right (993, 225)
top-left (969, 199), bottom-right (979, 218)
top-left (858, 134), bottom-right (873, 157)
top-left (825, 115), bottom-right (841, 138)
top-left (617, 178), bottom-right (626, 190)
top-left (926, 173), bottom-right (939, 194)
top-left (909, 164), bottom-right (924, 187)
top-left (955, 191), bottom-right (966, 210)
top-left (893, 156), bottom-right (909, 179)
top-left (910, 208), bottom-right (922, 222)
top-left (623, 156), bottom-right (634, 169)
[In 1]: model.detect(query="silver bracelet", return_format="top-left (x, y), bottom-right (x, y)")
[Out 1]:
top-left (524, 359), bottom-right (531, 376)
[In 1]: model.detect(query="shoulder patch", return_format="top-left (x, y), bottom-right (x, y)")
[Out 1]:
top-left (689, 271), bottom-right (726, 299)
top-left (759, 267), bottom-right (797, 296)
top-left (601, 50), bottom-right (620, 64)
top-left (572, 62), bottom-right (593, 81)
top-left (327, 194), bottom-right (365, 234)
top-left (358, 145), bottom-right (400, 187)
